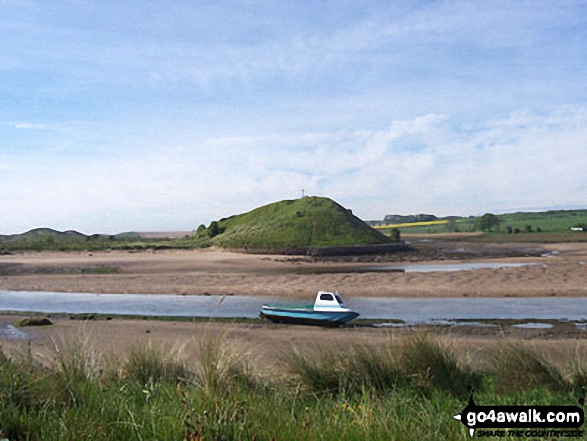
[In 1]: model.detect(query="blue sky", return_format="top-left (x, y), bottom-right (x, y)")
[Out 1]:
top-left (2, 0), bottom-right (587, 234)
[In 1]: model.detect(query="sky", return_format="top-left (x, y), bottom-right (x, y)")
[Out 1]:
top-left (2, 0), bottom-right (587, 234)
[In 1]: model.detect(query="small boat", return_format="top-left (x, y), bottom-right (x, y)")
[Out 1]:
top-left (260, 291), bottom-right (359, 326)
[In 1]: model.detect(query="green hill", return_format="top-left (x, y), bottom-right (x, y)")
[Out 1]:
top-left (196, 197), bottom-right (392, 249)
top-left (0, 228), bottom-right (86, 241)
top-left (0, 228), bottom-right (147, 251)
top-left (0, 229), bottom-right (142, 242)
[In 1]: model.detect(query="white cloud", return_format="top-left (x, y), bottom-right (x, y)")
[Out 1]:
top-left (3, 122), bottom-right (56, 130)
top-left (3, 105), bottom-right (586, 233)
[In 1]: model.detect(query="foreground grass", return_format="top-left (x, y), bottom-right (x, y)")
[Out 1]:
top-left (1, 334), bottom-right (586, 440)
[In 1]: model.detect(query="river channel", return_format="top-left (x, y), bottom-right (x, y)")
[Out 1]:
top-left (1, 290), bottom-right (586, 324)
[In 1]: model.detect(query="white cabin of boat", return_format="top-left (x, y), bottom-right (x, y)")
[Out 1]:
top-left (313, 291), bottom-right (351, 312)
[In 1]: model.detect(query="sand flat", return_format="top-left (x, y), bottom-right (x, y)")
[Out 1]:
top-left (1, 243), bottom-right (586, 297)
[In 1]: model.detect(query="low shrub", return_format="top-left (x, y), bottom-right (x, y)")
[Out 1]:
top-left (14, 317), bottom-right (53, 327)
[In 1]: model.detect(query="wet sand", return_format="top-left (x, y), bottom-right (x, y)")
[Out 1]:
top-left (0, 242), bottom-right (586, 298)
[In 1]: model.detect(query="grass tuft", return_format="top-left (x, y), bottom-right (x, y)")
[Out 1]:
top-left (399, 334), bottom-right (482, 398)
top-left (197, 329), bottom-right (256, 395)
top-left (123, 342), bottom-right (191, 385)
top-left (49, 329), bottom-right (100, 383)
top-left (286, 347), bottom-right (343, 395)
top-left (345, 343), bottom-right (405, 393)
top-left (287, 335), bottom-right (480, 398)
top-left (492, 343), bottom-right (567, 393)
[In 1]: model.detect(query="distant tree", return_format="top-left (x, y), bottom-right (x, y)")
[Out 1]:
top-left (390, 228), bottom-right (401, 242)
top-left (445, 219), bottom-right (458, 233)
top-left (505, 226), bottom-right (513, 234)
top-left (207, 221), bottom-right (220, 238)
top-left (475, 213), bottom-right (501, 232)
top-left (42, 234), bottom-right (55, 248)
top-left (196, 224), bottom-right (207, 236)
top-left (206, 221), bottom-right (226, 238)
top-left (525, 225), bottom-right (533, 233)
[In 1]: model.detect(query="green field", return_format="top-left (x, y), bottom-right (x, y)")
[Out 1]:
top-left (377, 209), bottom-right (587, 238)
top-left (1, 333), bottom-right (586, 440)
top-left (498, 210), bottom-right (587, 233)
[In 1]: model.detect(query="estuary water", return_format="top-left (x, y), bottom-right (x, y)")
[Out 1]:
top-left (366, 262), bottom-right (535, 273)
top-left (1, 290), bottom-right (586, 323)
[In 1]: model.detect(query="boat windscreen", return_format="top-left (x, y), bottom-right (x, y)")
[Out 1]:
top-left (335, 294), bottom-right (344, 305)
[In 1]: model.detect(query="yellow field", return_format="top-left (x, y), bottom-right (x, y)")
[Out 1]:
top-left (373, 220), bottom-right (448, 229)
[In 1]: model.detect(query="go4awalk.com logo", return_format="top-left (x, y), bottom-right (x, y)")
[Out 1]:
top-left (454, 393), bottom-right (584, 438)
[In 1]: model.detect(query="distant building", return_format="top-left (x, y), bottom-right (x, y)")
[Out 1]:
top-left (365, 220), bottom-right (385, 226)
top-left (383, 214), bottom-right (438, 224)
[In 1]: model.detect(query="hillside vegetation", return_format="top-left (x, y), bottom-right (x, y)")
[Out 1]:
top-left (0, 228), bottom-right (182, 252)
top-left (1, 198), bottom-right (391, 252)
top-left (195, 197), bottom-right (392, 249)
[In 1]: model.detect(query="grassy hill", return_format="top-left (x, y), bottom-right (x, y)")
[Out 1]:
top-left (195, 197), bottom-right (392, 249)
top-left (0, 228), bottom-right (151, 251)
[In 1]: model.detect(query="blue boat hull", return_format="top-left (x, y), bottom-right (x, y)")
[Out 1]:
top-left (260, 306), bottom-right (359, 326)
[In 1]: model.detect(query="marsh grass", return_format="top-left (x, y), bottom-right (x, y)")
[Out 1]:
top-left (1, 333), bottom-right (587, 440)
top-left (567, 346), bottom-right (587, 400)
top-left (123, 341), bottom-right (190, 385)
top-left (81, 265), bottom-right (119, 274)
top-left (197, 328), bottom-right (257, 395)
top-left (287, 334), bottom-right (480, 399)
top-left (399, 334), bottom-right (482, 398)
top-left (287, 346), bottom-right (344, 394)
top-left (49, 329), bottom-right (101, 382)
top-left (491, 342), bottom-right (567, 393)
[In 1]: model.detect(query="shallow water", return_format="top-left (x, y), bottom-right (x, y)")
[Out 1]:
top-left (295, 262), bottom-right (536, 274)
top-left (1, 290), bottom-right (587, 323)
top-left (0, 291), bottom-right (271, 318)
top-left (0, 324), bottom-right (28, 340)
top-left (511, 323), bottom-right (554, 329)
top-left (366, 262), bottom-right (535, 273)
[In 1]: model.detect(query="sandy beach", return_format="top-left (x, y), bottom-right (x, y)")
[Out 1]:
top-left (1, 241), bottom-right (586, 298)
